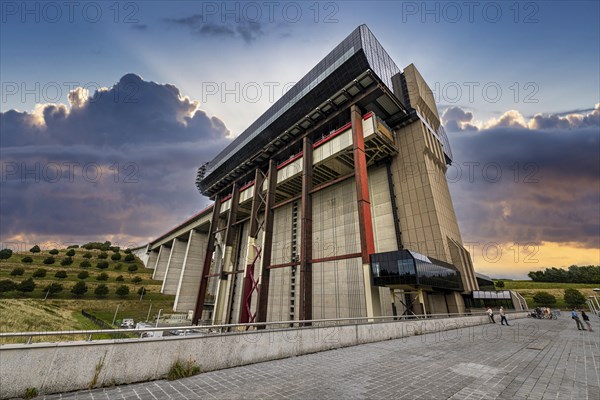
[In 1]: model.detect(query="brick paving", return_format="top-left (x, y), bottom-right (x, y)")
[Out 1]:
top-left (41, 314), bottom-right (599, 400)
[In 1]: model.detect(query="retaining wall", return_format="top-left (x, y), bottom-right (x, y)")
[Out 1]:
top-left (0, 312), bottom-right (529, 398)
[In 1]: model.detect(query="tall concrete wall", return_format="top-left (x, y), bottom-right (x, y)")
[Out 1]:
top-left (146, 250), bottom-right (159, 270)
top-left (0, 313), bottom-right (529, 398)
top-left (173, 230), bottom-right (208, 313)
top-left (152, 242), bottom-right (172, 281)
top-left (161, 238), bottom-right (188, 295)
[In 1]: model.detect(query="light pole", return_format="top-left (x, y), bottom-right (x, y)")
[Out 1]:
top-left (112, 304), bottom-right (120, 326)
top-left (155, 308), bottom-right (163, 328)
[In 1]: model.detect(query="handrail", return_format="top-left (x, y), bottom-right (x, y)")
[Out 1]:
top-left (0, 311), bottom-right (527, 341)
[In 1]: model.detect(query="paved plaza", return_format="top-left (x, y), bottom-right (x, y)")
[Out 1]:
top-left (41, 314), bottom-right (599, 400)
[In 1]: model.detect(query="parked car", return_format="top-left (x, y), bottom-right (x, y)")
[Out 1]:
top-left (120, 318), bottom-right (135, 329)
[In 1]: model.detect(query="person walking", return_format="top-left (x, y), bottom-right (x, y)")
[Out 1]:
top-left (571, 308), bottom-right (586, 331)
top-left (499, 306), bottom-right (510, 326)
top-left (581, 310), bottom-right (594, 332)
top-left (486, 306), bottom-right (495, 323)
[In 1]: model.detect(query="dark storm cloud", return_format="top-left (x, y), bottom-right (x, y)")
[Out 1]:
top-left (446, 105), bottom-right (600, 249)
top-left (0, 75), bottom-right (231, 246)
top-left (164, 14), bottom-right (264, 43)
top-left (442, 106), bottom-right (478, 132)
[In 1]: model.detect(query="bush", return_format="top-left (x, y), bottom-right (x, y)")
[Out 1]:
top-left (32, 268), bottom-right (47, 278)
top-left (79, 260), bottom-right (92, 268)
top-left (110, 246), bottom-right (120, 253)
top-left (49, 249), bottom-right (59, 255)
top-left (114, 263), bottom-right (122, 270)
top-left (66, 249), bottom-right (76, 257)
top-left (532, 291), bottom-right (557, 306)
top-left (137, 286), bottom-right (146, 296)
top-left (495, 280), bottom-right (505, 288)
top-left (97, 252), bottom-right (108, 259)
top-left (71, 281), bottom-right (88, 297)
top-left (167, 358), bottom-right (201, 381)
top-left (127, 264), bottom-right (138, 273)
top-left (44, 282), bottom-right (63, 295)
top-left (43, 256), bottom-right (56, 265)
top-left (29, 245), bottom-right (41, 254)
top-left (124, 254), bottom-right (135, 262)
top-left (0, 248), bottom-right (13, 261)
top-left (21, 256), bottom-right (33, 263)
top-left (17, 278), bottom-right (36, 293)
top-left (111, 252), bottom-right (121, 261)
top-left (124, 248), bottom-right (132, 254)
top-left (96, 261), bottom-right (109, 269)
top-left (115, 285), bottom-right (130, 297)
top-left (564, 288), bottom-right (586, 308)
top-left (96, 272), bottom-right (109, 281)
top-left (77, 271), bottom-right (90, 280)
top-left (10, 267), bottom-right (24, 276)
top-left (82, 252), bottom-right (93, 259)
top-left (54, 270), bottom-right (68, 279)
top-left (131, 276), bottom-right (142, 284)
top-left (115, 275), bottom-right (124, 282)
top-left (0, 280), bottom-right (17, 292)
top-left (67, 245), bottom-right (79, 249)
top-left (94, 284), bottom-right (109, 297)
top-left (60, 257), bottom-right (73, 266)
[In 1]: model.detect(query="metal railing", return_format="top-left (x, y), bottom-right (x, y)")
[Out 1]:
top-left (0, 310), bottom-right (528, 346)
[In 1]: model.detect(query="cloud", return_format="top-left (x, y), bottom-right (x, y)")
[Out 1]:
top-left (441, 106), bottom-right (478, 132)
top-left (446, 103), bottom-right (600, 250)
top-left (0, 75), bottom-right (231, 248)
top-left (164, 14), bottom-right (264, 43)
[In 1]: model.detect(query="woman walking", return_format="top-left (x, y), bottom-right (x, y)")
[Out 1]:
top-left (581, 311), bottom-right (594, 332)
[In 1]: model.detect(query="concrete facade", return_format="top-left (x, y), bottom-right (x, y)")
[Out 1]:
top-left (161, 238), bottom-right (188, 295)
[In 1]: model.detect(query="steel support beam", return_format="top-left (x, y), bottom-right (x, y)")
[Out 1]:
top-left (351, 104), bottom-right (381, 318)
top-left (192, 200), bottom-right (221, 324)
top-left (213, 183), bottom-right (240, 325)
top-left (256, 160), bottom-right (277, 323)
top-left (300, 136), bottom-right (313, 322)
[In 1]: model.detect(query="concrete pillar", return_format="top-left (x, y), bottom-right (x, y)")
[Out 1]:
top-left (174, 230), bottom-right (208, 313)
top-left (146, 249), bottom-right (159, 270)
top-left (161, 237), bottom-right (188, 295)
top-left (152, 242), bottom-right (173, 281)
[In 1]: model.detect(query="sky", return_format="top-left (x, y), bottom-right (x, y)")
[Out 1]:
top-left (1, 1), bottom-right (599, 279)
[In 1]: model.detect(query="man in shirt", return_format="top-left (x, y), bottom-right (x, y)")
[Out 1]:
top-left (499, 306), bottom-right (510, 326)
top-left (486, 306), bottom-right (495, 323)
top-left (571, 308), bottom-right (586, 330)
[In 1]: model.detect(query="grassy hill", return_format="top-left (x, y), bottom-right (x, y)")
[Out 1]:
top-left (494, 280), bottom-right (599, 309)
top-left (0, 247), bottom-right (176, 335)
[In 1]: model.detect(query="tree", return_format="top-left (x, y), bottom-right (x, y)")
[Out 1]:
top-left (0, 280), bottom-right (17, 292)
top-left (495, 280), bottom-right (505, 288)
top-left (115, 275), bottom-right (124, 282)
top-left (96, 273), bottom-right (109, 281)
top-left (10, 267), bottom-right (24, 276)
top-left (132, 276), bottom-right (142, 284)
top-left (79, 260), bottom-right (91, 268)
top-left (21, 256), bottom-right (33, 263)
top-left (29, 245), bottom-right (41, 254)
top-left (564, 288), bottom-right (586, 308)
top-left (54, 270), bottom-right (68, 279)
top-left (60, 257), bottom-right (73, 266)
top-left (137, 286), bottom-right (146, 296)
top-left (49, 249), bottom-right (59, 255)
top-left (43, 256), bottom-right (55, 265)
top-left (115, 285), bottom-right (130, 298)
top-left (32, 268), bottom-right (47, 278)
top-left (124, 248), bottom-right (132, 254)
top-left (124, 254), bottom-right (135, 263)
top-left (532, 291), bottom-right (557, 306)
top-left (94, 284), bottom-right (109, 297)
top-left (77, 271), bottom-right (90, 280)
top-left (111, 252), bottom-right (121, 261)
top-left (44, 282), bottom-right (63, 295)
top-left (96, 261), bottom-right (109, 269)
top-left (97, 252), bottom-right (108, 259)
top-left (67, 245), bottom-right (79, 249)
top-left (17, 278), bottom-right (36, 293)
top-left (0, 248), bottom-right (13, 261)
top-left (127, 264), bottom-right (138, 273)
top-left (71, 281), bottom-right (88, 297)
top-left (66, 249), bottom-right (76, 257)
top-left (82, 252), bottom-right (93, 259)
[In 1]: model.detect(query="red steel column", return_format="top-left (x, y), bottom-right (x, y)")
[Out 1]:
top-left (193, 196), bottom-right (222, 324)
top-left (256, 160), bottom-right (277, 323)
top-left (351, 104), bottom-right (381, 317)
top-left (300, 136), bottom-right (313, 322)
